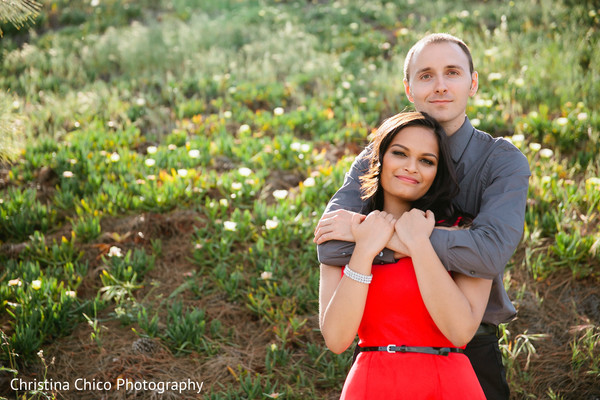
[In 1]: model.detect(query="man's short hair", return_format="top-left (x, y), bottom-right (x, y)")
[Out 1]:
top-left (403, 33), bottom-right (474, 82)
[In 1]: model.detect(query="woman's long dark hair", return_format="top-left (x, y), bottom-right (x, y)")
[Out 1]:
top-left (359, 112), bottom-right (461, 225)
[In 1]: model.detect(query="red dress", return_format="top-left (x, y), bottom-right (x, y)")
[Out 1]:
top-left (339, 258), bottom-right (485, 399)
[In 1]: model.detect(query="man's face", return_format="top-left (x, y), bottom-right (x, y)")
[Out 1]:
top-left (403, 42), bottom-right (478, 135)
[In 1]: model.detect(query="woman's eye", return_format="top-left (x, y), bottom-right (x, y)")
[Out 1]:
top-left (421, 159), bottom-right (435, 165)
top-left (393, 151), bottom-right (406, 157)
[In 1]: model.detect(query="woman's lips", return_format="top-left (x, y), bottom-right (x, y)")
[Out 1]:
top-left (396, 175), bottom-right (419, 184)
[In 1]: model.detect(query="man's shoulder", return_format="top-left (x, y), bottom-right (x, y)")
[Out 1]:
top-left (471, 129), bottom-right (530, 172)
top-left (472, 128), bottom-right (527, 157)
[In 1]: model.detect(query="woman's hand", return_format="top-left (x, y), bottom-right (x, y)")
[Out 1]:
top-left (351, 210), bottom-right (396, 258)
top-left (394, 209), bottom-right (435, 255)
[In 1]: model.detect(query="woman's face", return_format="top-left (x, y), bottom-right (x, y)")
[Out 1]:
top-left (380, 126), bottom-right (439, 205)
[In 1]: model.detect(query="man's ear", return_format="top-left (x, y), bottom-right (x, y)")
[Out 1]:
top-left (469, 71), bottom-right (479, 97)
top-left (403, 78), bottom-right (414, 103)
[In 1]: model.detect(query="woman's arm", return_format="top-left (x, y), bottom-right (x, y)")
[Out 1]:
top-left (319, 211), bottom-right (395, 353)
top-left (395, 209), bottom-right (492, 347)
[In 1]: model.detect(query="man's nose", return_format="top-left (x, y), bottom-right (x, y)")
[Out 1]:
top-left (434, 77), bottom-right (448, 94)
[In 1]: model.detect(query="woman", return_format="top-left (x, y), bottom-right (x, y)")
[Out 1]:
top-left (318, 112), bottom-right (491, 399)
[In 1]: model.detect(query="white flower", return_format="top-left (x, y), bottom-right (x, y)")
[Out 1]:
top-left (586, 177), bottom-right (600, 188)
top-left (342, 81), bottom-right (351, 89)
top-left (219, 198), bottom-right (229, 207)
top-left (528, 143), bottom-right (541, 152)
top-left (147, 146), bottom-right (158, 154)
top-left (68, 158), bottom-right (78, 164)
top-left (110, 152), bottom-right (120, 162)
top-left (541, 176), bottom-right (552, 184)
top-left (224, 221), bottom-right (237, 231)
top-left (65, 290), bottom-right (77, 298)
top-left (273, 189), bottom-right (288, 200)
top-left (300, 143), bottom-right (310, 152)
top-left (556, 117), bottom-right (568, 126)
top-left (63, 171), bottom-right (74, 178)
top-left (471, 118), bottom-right (481, 127)
top-left (145, 158), bottom-right (156, 167)
top-left (108, 246), bottom-right (123, 258)
top-left (223, 111), bottom-right (232, 119)
top-left (514, 78), bottom-right (525, 87)
top-left (177, 169), bottom-right (188, 177)
top-left (31, 280), bottom-right (42, 290)
top-left (8, 278), bottom-right (22, 287)
top-left (273, 107), bottom-right (284, 116)
top-left (239, 124), bottom-right (251, 133)
top-left (168, 144), bottom-right (177, 150)
top-left (265, 218), bottom-right (279, 230)
top-left (231, 182), bottom-right (242, 191)
top-left (136, 97), bottom-right (146, 106)
top-left (261, 271), bottom-right (273, 280)
top-left (303, 177), bottom-right (316, 187)
top-left (488, 72), bottom-right (503, 81)
top-left (238, 167), bottom-right (253, 177)
top-left (91, 0), bottom-right (100, 7)
top-left (189, 149), bottom-right (200, 158)
top-left (577, 112), bottom-right (588, 121)
top-left (511, 134), bottom-right (525, 143)
top-left (539, 149), bottom-right (554, 158)
top-left (290, 142), bottom-right (302, 151)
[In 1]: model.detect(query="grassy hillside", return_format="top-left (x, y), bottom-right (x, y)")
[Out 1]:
top-left (1, 0), bottom-right (599, 399)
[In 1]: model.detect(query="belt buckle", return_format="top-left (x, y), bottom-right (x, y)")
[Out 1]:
top-left (438, 347), bottom-right (450, 356)
top-left (386, 344), bottom-right (396, 353)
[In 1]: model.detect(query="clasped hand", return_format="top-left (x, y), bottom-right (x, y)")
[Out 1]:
top-left (314, 208), bottom-right (436, 258)
top-left (350, 210), bottom-right (396, 258)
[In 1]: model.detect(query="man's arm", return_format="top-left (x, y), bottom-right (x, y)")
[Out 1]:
top-left (430, 151), bottom-right (531, 279)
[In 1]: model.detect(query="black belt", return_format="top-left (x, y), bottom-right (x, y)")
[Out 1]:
top-left (475, 323), bottom-right (499, 337)
top-left (357, 345), bottom-right (463, 356)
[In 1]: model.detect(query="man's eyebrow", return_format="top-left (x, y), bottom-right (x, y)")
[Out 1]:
top-left (390, 144), bottom-right (439, 160)
top-left (445, 64), bottom-right (466, 71)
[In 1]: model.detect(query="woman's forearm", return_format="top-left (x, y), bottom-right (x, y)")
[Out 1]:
top-left (319, 251), bottom-right (374, 353)
top-left (408, 238), bottom-right (491, 347)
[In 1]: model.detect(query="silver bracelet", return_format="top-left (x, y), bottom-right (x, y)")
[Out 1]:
top-left (343, 265), bottom-right (372, 284)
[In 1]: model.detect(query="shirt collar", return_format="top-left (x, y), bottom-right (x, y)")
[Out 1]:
top-left (448, 116), bottom-right (474, 163)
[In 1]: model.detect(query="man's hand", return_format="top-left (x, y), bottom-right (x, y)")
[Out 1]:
top-left (313, 209), bottom-right (364, 244)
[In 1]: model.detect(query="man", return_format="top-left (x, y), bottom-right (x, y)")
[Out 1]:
top-left (314, 33), bottom-right (530, 400)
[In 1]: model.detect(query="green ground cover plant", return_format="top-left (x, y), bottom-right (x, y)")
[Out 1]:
top-left (1, 0), bottom-right (599, 399)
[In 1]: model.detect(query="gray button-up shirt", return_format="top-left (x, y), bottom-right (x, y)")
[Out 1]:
top-left (317, 116), bottom-right (531, 325)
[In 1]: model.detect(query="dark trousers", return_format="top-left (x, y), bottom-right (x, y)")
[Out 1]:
top-left (464, 332), bottom-right (510, 400)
